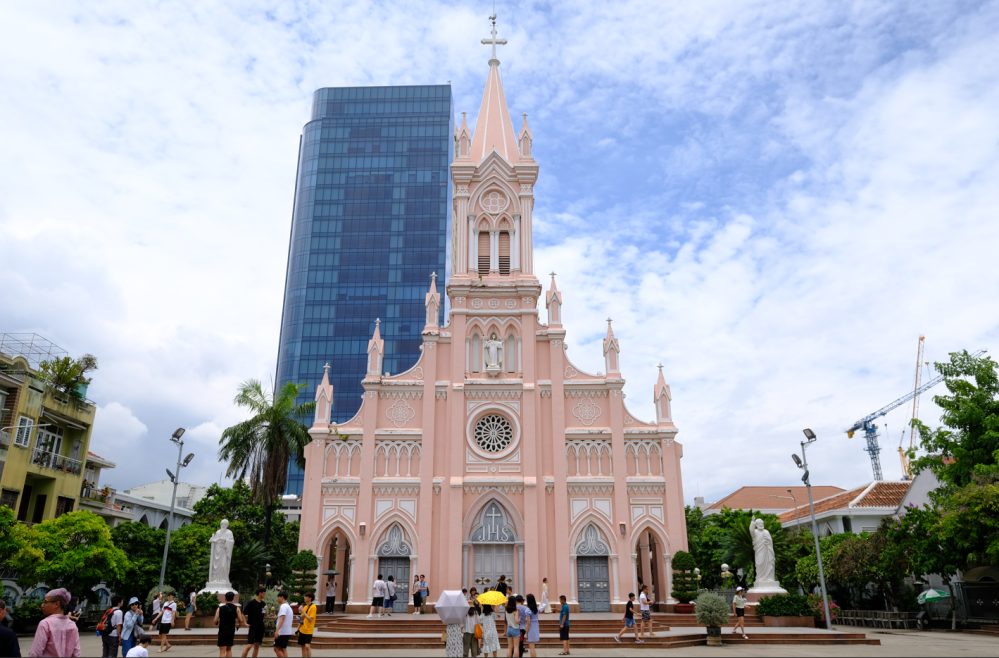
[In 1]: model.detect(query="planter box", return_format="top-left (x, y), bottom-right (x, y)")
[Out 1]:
top-left (762, 615), bottom-right (815, 628)
top-left (674, 603), bottom-right (695, 614)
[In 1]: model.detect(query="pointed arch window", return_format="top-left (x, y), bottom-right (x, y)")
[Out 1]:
top-left (478, 232), bottom-right (490, 272)
top-left (498, 232), bottom-right (510, 275)
top-left (506, 334), bottom-right (516, 373)
top-left (471, 334), bottom-right (480, 373)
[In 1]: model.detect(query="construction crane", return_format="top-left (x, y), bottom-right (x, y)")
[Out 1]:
top-left (845, 345), bottom-right (987, 481)
top-left (898, 336), bottom-right (930, 479)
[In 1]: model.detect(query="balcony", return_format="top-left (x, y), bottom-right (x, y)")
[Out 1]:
top-left (30, 448), bottom-right (83, 475)
top-left (81, 486), bottom-right (114, 505)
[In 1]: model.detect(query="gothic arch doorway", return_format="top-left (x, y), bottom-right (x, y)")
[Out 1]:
top-left (324, 528), bottom-right (352, 614)
top-left (574, 524), bottom-right (611, 612)
top-left (634, 527), bottom-right (668, 610)
top-left (375, 524), bottom-right (412, 613)
top-left (467, 501), bottom-right (519, 593)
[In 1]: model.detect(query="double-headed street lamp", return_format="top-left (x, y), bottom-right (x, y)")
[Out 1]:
top-left (158, 428), bottom-right (194, 594)
top-left (770, 489), bottom-right (802, 532)
top-left (792, 428), bottom-right (832, 630)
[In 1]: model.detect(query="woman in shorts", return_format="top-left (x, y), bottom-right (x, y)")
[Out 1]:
top-left (731, 587), bottom-right (748, 639)
top-left (503, 599), bottom-right (519, 658)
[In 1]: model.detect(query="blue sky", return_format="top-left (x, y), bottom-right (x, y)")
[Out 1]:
top-left (1, 1), bottom-right (998, 503)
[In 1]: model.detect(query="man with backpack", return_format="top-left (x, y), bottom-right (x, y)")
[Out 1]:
top-left (99, 596), bottom-right (124, 657)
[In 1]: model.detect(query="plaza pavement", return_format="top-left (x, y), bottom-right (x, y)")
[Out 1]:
top-left (18, 628), bottom-right (997, 657)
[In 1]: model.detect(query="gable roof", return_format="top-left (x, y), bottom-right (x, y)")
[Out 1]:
top-left (707, 486), bottom-right (846, 513)
top-left (778, 481), bottom-right (910, 524)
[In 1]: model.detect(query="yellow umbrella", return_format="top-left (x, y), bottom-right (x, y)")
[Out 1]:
top-left (477, 591), bottom-right (508, 606)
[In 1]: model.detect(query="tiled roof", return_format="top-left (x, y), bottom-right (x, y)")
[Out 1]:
top-left (88, 451), bottom-right (104, 459)
top-left (707, 486), bottom-right (846, 512)
top-left (778, 481), bottom-right (910, 524)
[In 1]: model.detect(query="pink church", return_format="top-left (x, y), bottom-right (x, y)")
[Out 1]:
top-left (299, 31), bottom-right (687, 613)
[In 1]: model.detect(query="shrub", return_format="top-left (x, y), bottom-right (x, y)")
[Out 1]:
top-left (11, 599), bottom-right (45, 629)
top-left (196, 591), bottom-right (220, 613)
top-left (694, 592), bottom-right (729, 627)
top-left (670, 551), bottom-right (699, 604)
top-left (286, 549), bottom-right (319, 604)
top-left (756, 593), bottom-right (812, 617)
top-left (807, 593), bottom-right (839, 622)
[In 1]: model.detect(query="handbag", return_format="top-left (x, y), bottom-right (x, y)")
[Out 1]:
top-left (474, 623), bottom-right (483, 640)
top-left (441, 629), bottom-right (448, 642)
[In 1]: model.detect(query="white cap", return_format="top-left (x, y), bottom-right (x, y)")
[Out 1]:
top-left (736, 586), bottom-right (743, 592)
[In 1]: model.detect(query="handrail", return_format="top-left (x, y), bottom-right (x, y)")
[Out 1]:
top-left (31, 448), bottom-right (83, 475)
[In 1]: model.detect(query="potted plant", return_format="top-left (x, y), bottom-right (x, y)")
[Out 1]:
top-left (756, 593), bottom-right (815, 628)
top-left (287, 549), bottom-right (319, 612)
top-left (670, 551), bottom-right (699, 613)
top-left (695, 592), bottom-right (730, 647)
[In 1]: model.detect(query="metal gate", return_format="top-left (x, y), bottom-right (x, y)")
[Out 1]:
top-left (378, 557), bottom-right (410, 613)
top-left (576, 556), bottom-right (610, 612)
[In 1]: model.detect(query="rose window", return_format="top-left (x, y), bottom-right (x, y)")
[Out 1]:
top-left (482, 191), bottom-right (507, 213)
top-left (474, 414), bottom-right (514, 453)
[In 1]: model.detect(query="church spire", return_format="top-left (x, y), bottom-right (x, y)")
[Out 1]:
top-left (469, 16), bottom-right (519, 164)
top-left (654, 363), bottom-right (672, 424)
top-left (603, 318), bottom-right (621, 375)
top-left (424, 272), bottom-right (441, 330)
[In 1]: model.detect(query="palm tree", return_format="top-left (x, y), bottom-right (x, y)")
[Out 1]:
top-left (218, 380), bottom-right (315, 565)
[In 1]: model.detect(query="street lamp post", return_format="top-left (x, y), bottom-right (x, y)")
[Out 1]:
top-left (793, 429), bottom-right (833, 630)
top-left (769, 490), bottom-right (802, 532)
top-left (158, 428), bottom-right (193, 594)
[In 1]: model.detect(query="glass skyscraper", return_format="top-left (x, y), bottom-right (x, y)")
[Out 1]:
top-left (276, 85), bottom-right (453, 495)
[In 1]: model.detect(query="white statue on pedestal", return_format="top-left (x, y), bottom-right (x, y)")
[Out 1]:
top-left (747, 516), bottom-right (786, 595)
top-left (483, 333), bottom-right (504, 376)
top-left (204, 519), bottom-right (235, 592)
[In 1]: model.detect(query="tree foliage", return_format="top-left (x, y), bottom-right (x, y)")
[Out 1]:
top-left (286, 549), bottom-right (319, 603)
top-left (670, 550), bottom-right (699, 603)
top-left (10, 510), bottom-right (127, 597)
top-left (37, 354), bottom-right (98, 401)
top-left (110, 522), bottom-right (167, 604)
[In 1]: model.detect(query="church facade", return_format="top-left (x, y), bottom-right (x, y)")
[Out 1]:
top-left (299, 30), bottom-right (687, 613)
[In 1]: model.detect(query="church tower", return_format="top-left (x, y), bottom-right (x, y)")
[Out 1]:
top-left (298, 17), bottom-right (686, 615)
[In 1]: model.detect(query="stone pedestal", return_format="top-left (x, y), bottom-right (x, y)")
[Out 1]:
top-left (746, 581), bottom-right (787, 603)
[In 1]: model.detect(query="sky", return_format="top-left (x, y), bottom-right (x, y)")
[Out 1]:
top-left (1, 1), bottom-right (998, 505)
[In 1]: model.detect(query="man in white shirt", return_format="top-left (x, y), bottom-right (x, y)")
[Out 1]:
top-left (639, 585), bottom-right (653, 638)
top-left (325, 579), bottom-right (337, 615)
top-left (368, 574), bottom-right (387, 618)
top-left (273, 591), bottom-right (294, 658)
top-left (151, 592), bottom-right (178, 654)
top-left (149, 594), bottom-right (161, 632)
top-left (125, 633), bottom-right (151, 657)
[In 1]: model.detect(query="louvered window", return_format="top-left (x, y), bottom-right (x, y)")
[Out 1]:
top-left (477, 232), bottom-right (490, 272)
top-left (498, 232), bottom-right (511, 275)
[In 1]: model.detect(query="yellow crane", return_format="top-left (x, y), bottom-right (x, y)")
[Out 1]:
top-left (899, 335), bottom-right (928, 479)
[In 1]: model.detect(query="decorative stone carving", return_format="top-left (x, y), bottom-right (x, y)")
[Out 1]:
top-left (412, 366), bottom-right (424, 380)
top-left (470, 502), bottom-right (516, 542)
top-left (488, 298), bottom-right (500, 309)
top-left (377, 524), bottom-right (412, 556)
top-left (522, 297), bottom-right (535, 307)
top-left (504, 298), bottom-right (517, 309)
top-left (425, 342), bottom-right (436, 350)
top-left (385, 399), bottom-right (417, 427)
top-left (474, 414), bottom-right (514, 453)
top-left (455, 297), bottom-right (466, 305)
top-left (204, 520), bottom-right (235, 592)
top-left (575, 524), bottom-right (610, 555)
top-left (471, 298), bottom-right (483, 309)
top-left (565, 366), bottom-right (578, 379)
top-left (572, 398), bottom-right (602, 426)
top-left (481, 190), bottom-right (508, 214)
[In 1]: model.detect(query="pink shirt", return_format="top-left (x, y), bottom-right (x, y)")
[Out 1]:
top-left (29, 614), bottom-right (82, 657)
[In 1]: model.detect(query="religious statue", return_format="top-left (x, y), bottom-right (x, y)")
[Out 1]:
top-left (483, 333), bottom-right (504, 370)
top-left (749, 516), bottom-right (777, 585)
top-left (205, 519), bottom-right (235, 591)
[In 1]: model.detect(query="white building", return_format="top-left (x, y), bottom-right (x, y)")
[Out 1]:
top-left (123, 479), bottom-right (208, 510)
top-left (778, 481), bottom-right (910, 535)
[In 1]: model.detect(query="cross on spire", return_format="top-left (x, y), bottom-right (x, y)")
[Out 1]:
top-left (431, 272), bottom-right (437, 282)
top-left (481, 15), bottom-right (508, 62)
top-left (607, 317), bottom-right (613, 324)
top-left (658, 363), bottom-right (664, 372)
top-left (549, 271), bottom-right (556, 277)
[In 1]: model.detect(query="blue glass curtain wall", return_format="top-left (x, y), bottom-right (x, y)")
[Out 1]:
top-left (276, 85), bottom-right (453, 496)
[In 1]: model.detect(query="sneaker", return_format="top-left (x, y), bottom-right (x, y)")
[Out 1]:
top-left (367, 614), bottom-right (373, 618)
top-left (377, 613), bottom-right (383, 617)
top-left (636, 639), bottom-right (644, 644)
top-left (614, 637), bottom-right (621, 644)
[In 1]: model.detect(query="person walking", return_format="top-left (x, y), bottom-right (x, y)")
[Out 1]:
top-left (121, 598), bottom-right (145, 657)
top-left (731, 587), bottom-right (748, 639)
top-left (385, 576), bottom-right (397, 616)
top-left (150, 591), bottom-right (177, 654)
top-left (479, 604), bottom-right (500, 658)
top-left (614, 593), bottom-right (642, 644)
top-left (101, 596), bottom-right (124, 657)
top-left (28, 588), bottom-right (82, 657)
top-left (557, 596), bottom-right (570, 656)
top-left (183, 590), bottom-right (197, 632)
top-left (149, 594), bottom-right (162, 633)
top-left (297, 592), bottom-right (316, 658)
top-left (540, 580), bottom-right (550, 614)
top-left (503, 599), bottom-right (519, 658)
top-left (325, 579), bottom-right (337, 615)
top-left (368, 574), bottom-right (387, 618)
top-left (514, 596), bottom-right (529, 658)
top-left (522, 595), bottom-right (539, 658)
top-left (495, 577), bottom-right (507, 597)
top-left (125, 635), bottom-right (152, 657)
top-left (240, 587), bottom-right (267, 658)
top-left (214, 591), bottom-right (243, 658)
top-left (412, 576), bottom-right (422, 614)
top-left (461, 606), bottom-right (480, 658)
top-left (419, 575), bottom-right (429, 614)
top-left (638, 585), bottom-right (653, 639)
top-left (273, 591), bottom-right (293, 658)
top-left (0, 599), bottom-right (21, 657)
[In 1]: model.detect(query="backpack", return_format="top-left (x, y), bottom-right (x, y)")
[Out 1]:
top-left (96, 607), bottom-right (114, 633)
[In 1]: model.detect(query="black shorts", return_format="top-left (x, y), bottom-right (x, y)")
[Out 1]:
top-left (159, 623), bottom-right (172, 635)
top-left (275, 635), bottom-right (292, 649)
top-left (414, 594), bottom-right (422, 606)
top-left (559, 627), bottom-right (569, 641)
top-left (297, 633), bottom-right (313, 645)
top-left (246, 627), bottom-right (265, 644)
top-left (218, 631), bottom-right (235, 647)
top-left (372, 596), bottom-right (384, 607)
top-left (736, 608), bottom-right (745, 617)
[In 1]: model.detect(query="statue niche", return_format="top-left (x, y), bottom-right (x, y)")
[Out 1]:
top-left (483, 332), bottom-right (504, 378)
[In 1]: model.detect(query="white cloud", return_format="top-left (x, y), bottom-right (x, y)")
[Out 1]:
top-left (93, 402), bottom-right (149, 445)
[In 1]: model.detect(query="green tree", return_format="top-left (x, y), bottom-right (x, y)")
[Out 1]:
top-left (684, 506), bottom-right (722, 589)
top-left (910, 350), bottom-right (999, 489)
top-left (670, 550), bottom-right (699, 604)
top-left (0, 506), bottom-right (22, 564)
top-left (217, 380), bottom-right (315, 558)
top-left (110, 522), bottom-right (167, 603)
top-left (11, 510), bottom-right (127, 596)
top-left (37, 354), bottom-right (98, 401)
top-left (935, 474), bottom-right (999, 566)
top-left (229, 541), bottom-right (273, 592)
top-left (164, 523), bottom-right (213, 592)
top-left (286, 550), bottom-right (319, 603)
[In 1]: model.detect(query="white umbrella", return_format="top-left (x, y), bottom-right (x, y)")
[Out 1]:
top-left (435, 590), bottom-right (469, 624)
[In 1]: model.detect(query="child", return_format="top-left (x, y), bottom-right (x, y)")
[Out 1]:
top-left (614, 593), bottom-right (642, 644)
top-left (126, 634), bottom-right (152, 657)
